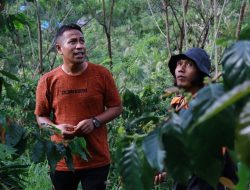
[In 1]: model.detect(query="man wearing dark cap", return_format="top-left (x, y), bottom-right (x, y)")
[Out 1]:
top-left (166, 48), bottom-right (238, 190)
top-left (169, 47), bottom-right (211, 96)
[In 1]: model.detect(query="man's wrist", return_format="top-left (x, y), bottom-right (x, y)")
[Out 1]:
top-left (92, 117), bottom-right (101, 128)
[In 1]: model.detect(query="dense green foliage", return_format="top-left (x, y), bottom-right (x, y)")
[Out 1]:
top-left (0, 0), bottom-right (250, 189)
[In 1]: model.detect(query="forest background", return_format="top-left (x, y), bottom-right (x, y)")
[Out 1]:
top-left (0, 0), bottom-right (250, 189)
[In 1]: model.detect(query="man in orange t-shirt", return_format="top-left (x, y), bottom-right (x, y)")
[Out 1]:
top-left (35, 23), bottom-right (122, 190)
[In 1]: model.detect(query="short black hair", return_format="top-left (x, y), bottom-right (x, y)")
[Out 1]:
top-left (55, 23), bottom-right (83, 43)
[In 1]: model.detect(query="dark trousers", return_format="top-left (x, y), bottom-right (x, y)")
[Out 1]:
top-left (50, 164), bottom-right (110, 190)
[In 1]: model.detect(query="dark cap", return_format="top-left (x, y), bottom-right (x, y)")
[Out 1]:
top-left (168, 48), bottom-right (211, 77)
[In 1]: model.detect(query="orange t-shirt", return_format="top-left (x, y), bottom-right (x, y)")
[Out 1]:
top-left (170, 95), bottom-right (189, 111)
top-left (35, 62), bottom-right (121, 171)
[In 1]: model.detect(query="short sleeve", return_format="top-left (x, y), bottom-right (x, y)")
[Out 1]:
top-left (34, 77), bottom-right (51, 116)
top-left (103, 70), bottom-right (122, 108)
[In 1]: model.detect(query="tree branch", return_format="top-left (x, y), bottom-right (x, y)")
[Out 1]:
top-left (236, 0), bottom-right (247, 39)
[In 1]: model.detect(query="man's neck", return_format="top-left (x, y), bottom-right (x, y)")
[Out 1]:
top-left (62, 62), bottom-right (88, 76)
top-left (186, 85), bottom-right (203, 96)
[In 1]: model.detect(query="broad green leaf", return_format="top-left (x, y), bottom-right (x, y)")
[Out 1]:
top-left (119, 142), bottom-right (144, 190)
top-left (162, 84), bottom-right (235, 186)
top-left (195, 81), bottom-right (250, 126)
top-left (68, 137), bottom-right (89, 161)
top-left (0, 70), bottom-right (19, 81)
top-left (235, 162), bottom-right (250, 190)
top-left (181, 84), bottom-right (224, 130)
top-left (161, 122), bottom-right (191, 185)
top-left (236, 101), bottom-right (250, 168)
top-left (64, 146), bottom-right (74, 171)
top-left (142, 128), bottom-right (165, 171)
top-left (140, 154), bottom-right (155, 190)
top-left (46, 141), bottom-right (64, 172)
top-left (221, 41), bottom-right (250, 90)
top-left (31, 141), bottom-right (46, 163)
top-left (40, 123), bottom-right (62, 134)
top-left (5, 122), bottom-right (25, 147)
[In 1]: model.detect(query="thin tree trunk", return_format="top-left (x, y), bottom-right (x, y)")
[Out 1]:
top-left (101, 0), bottom-right (114, 70)
top-left (236, 0), bottom-right (247, 39)
top-left (182, 0), bottom-right (189, 50)
top-left (213, 0), bottom-right (218, 77)
top-left (35, 0), bottom-right (43, 74)
top-left (161, 0), bottom-right (172, 57)
top-left (169, 4), bottom-right (182, 52)
top-left (26, 25), bottom-right (35, 69)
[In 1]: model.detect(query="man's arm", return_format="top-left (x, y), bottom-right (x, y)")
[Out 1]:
top-left (95, 105), bottom-right (123, 125)
top-left (75, 105), bottom-right (123, 135)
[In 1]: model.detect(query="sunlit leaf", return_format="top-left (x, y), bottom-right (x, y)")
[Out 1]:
top-left (195, 81), bottom-right (250, 126)
top-left (236, 101), bottom-right (250, 168)
top-left (221, 41), bottom-right (250, 90)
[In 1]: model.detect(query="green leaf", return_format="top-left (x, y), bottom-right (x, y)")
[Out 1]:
top-left (0, 70), bottom-right (19, 81)
top-left (46, 141), bottom-right (64, 172)
top-left (31, 141), bottom-right (46, 163)
top-left (216, 37), bottom-right (235, 47)
top-left (122, 89), bottom-right (142, 112)
top-left (142, 128), bottom-right (165, 171)
top-left (195, 81), bottom-right (250, 126)
top-left (0, 144), bottom-right (16, 160)
top-left (2, 80), bottom-right (17, 100)
top-left (140, 154), bottom-right (155, 190)
top-left (5, 122), bottom-right (25, 147)
top-left (64, 146), bottom-right (74, 171)
top-left (126, 113), bottom-right (159, 131)
top-left (0, 77), bottom-right (3, 100)
top-left (40, 123), bottom-right (62, 134)
top-left (68, 137), bottom-right (89, 161)
top-left (181, 84), bottom-right (224, 130)
top-left (119, 142), bottom-right (144, 190)
top-left (235, 162), bottom-right (250, 190)
top-left (161, 122), bottom-right (191, 185)
top-left (161, 84), bottom-right (235, 187)
top-left (236, 100), bottom-right (250, 168)
top-left (221, 41), bottom-right (250, 90)
top-left (239, 25), bottom-right (250, 40)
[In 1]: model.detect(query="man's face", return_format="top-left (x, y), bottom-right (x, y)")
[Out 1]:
top-left (56, 29), bottom-right (86, 64)
top-left (174, 59), bottom-right (200, 93)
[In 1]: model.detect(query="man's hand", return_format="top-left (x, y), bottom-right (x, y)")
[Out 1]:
top-left (154, 172), bottom-right (167, 185)
top-left (74, 119), bottom-right (95, 135)
top-left (56, 124), bottom-right (75, 139)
